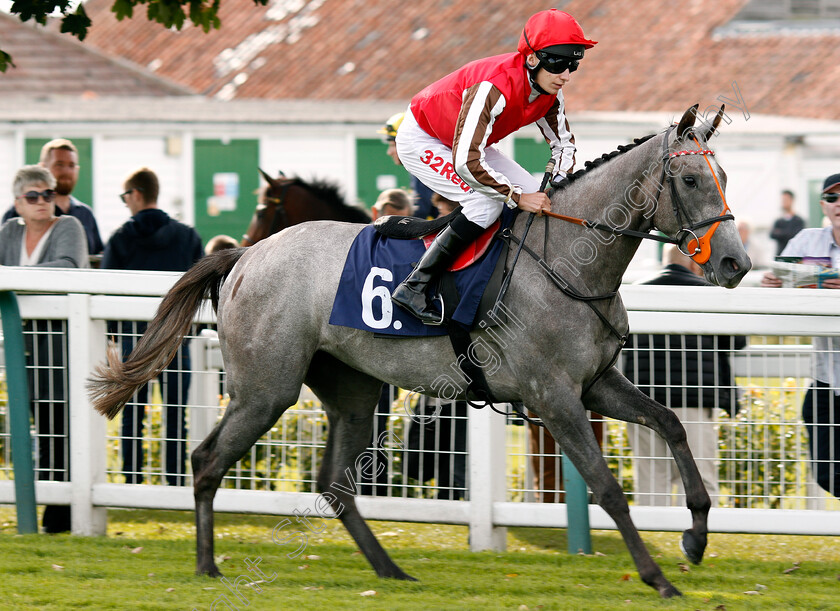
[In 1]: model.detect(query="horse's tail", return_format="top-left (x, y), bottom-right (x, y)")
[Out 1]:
top-left (88, 247), bottom-right (247, 420)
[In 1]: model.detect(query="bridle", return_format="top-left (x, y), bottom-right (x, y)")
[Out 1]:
top-left (241, 180), bottom-right (292, 246)
top-left (494, 124), bottom-right (734, 404)
top-left (544, 124), bottom-right (733, 264)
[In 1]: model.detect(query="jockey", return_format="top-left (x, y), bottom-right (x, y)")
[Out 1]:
top-left (391, 9), bottom-right (596, 324)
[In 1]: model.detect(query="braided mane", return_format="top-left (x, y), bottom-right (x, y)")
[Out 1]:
top-left (551, 133), bottom-right (657, 191)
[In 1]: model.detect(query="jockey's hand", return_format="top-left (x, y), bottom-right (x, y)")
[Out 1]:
top-left (517, 191), bottom-right (552, 215)
top-left (760, 271), bottom-right (782, 288)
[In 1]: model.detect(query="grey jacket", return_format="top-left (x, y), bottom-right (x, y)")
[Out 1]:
top-left (0, 216), bottom-right (89, 268)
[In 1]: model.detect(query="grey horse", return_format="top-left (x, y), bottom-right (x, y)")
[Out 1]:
top-left (89, 105), bottom-right (750, 598)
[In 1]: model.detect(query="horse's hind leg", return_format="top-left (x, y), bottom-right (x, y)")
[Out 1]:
top-left (192, 388), bottom-right (297, 577)
top-left (305, 351), bottom-right (416, 581)
top-left (533, 383), bottom-right (681, 598)
top-left (584, 367), bottom-right (710, 565)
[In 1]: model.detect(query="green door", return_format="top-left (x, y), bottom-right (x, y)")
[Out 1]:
top-left (193, 139), bottom-right (259, 245)
top-left (513, 137), bottom-right (552, 176)
top-left (356, 138), bottom-right (415, 210)
top-left (25, 138), bottom-right (94, 208)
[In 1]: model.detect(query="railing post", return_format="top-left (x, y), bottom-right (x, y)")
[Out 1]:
top-left (562, 454), bottom-right (592, 554)
top-left (0, 291), bottom-right (37, 534)
top-left (67, 294), bottom-right (107, 535)
top-left (468, 405), bottom-right (506, 551)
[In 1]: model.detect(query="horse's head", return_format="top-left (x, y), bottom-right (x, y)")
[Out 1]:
top-left (651, 104), bottom-right (751, 288)
top-left (241, 169), bottom-right (292, 246)
top-left (242, 169), bottom-right (371, 247)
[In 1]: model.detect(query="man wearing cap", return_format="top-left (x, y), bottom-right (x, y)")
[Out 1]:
top-left (379, 113), bottom-right (437, 220)
top-left (391, 8), bottom-right (595, 324)
top-left (761, 173), bottom-right (840, 498)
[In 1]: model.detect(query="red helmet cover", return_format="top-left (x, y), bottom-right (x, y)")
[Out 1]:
top-left (517, 9), bottom-right (597, 56)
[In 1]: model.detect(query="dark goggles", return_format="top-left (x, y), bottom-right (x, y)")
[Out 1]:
top-left (21, 189), bottom-right (56, 204)
top-left (823, 193), bottom-right (840, 203)
top-left (536, 51), bottom-right (580, 74)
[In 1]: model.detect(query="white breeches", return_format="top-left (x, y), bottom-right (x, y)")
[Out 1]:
top-left (395, 108), bottom-right (540, 228)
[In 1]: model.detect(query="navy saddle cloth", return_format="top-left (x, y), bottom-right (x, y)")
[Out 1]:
top-left (329, 209), bottom-right (515, 337)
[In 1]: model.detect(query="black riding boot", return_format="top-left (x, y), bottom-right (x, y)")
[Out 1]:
top-left (392, 213), bottom-right (484, 325)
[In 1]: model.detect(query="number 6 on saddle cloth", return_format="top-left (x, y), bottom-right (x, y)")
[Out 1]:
top-left (328, 207), bottom-right (515, 339)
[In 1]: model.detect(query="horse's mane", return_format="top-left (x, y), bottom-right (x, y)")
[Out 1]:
top-left (289, 177), bottom-right (372, 222)
top-left (551, 133), bottom-right (657, 191)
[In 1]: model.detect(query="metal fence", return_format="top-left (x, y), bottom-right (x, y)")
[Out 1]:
top-left (0, 268), bottom-right (838, 548)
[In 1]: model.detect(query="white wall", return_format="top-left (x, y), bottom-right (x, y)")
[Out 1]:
top-left (259, 134), bottom-right (355, 202)
top-left (0, 133), bottom-right (17, 208)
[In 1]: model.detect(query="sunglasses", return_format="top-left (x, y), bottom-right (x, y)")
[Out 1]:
top-left (20, 189), bottom-right (55, 204)
top-left (536, 51), bottom-right (580, 74)
top-left (823, 193), bottom-right (840, 203)
top-left (119, 188), bottom-right (142, 203)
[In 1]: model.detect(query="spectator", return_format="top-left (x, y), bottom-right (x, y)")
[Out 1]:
top-left (102, 167), bottom-right (203, 486)
top-left (391, 9), bottom-right (592, 324)
top-left (0, 165), bottom-right (88, 533)
top-left (3, 139), bottom-right (103, 258)
top-left (761, 173), bottom-right (840, 498)
top-left (370, 188), bottom-right (415, 220)
top-left (623, 245), bottom-right (746, 506)
top-left (379, 113), bottom-right (437, 220)
top-left (770, 189), bottom-right (805, 256)
top-left (431, 193), bottom-right (458, 216)
top-left (205, 234), bottom-right (239, 255)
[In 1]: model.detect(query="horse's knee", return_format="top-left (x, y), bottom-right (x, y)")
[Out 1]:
top-left (657, 407), bottom-right (687, 444)
top-left (594, 476), bottom-right (629, 513)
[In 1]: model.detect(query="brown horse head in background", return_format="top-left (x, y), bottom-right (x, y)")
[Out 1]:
top-left (241, 169), bottom-right (371, 246)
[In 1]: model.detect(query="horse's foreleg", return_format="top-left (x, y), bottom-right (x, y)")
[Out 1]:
top-left (306, 354), bottom-right (416, 581)
top-left (584, 367), bottom-right (710, 565)
top-left (534, 388), bottom-right (681, 598)
top-left (191, 392), bottom-right (293, 577)
top-left (318, 412), bottom-right (415, 580)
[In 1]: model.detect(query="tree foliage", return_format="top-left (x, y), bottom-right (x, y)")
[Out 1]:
top-left (1, 0), bottom-right (268, 72)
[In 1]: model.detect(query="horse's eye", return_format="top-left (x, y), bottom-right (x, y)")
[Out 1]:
top-left (682, 175), bottom-right (697, 188)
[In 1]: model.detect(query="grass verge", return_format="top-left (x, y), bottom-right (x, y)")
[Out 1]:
top-left (0, 506), bottom-right (838, 610)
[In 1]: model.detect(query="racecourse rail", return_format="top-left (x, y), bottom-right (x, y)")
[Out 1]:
top-left (0, 267), bottom-right (837, 549)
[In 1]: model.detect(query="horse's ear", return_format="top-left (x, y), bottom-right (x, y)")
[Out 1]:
top-left (700, 104), bottom-right (726, 140)
top-left (676, 104), bottom-right (699, 140)
top-left (259, 168), bottom-right (279, 188)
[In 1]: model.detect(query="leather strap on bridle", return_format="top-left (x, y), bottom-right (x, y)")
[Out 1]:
top-left (241, 181), bottom-right (292, 246)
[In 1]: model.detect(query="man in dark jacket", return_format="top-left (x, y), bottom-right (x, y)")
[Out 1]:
top-left (103, 167), bottom-right (203, 485)
top-left (622, 246), bottom-right (746, 506)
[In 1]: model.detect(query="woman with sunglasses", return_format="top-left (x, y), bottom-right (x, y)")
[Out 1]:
top-left (761, 174), bottom-right (840, 499)
top-left (0, 165), bottom-right (88, 269)
top-left (391, 9), bottom-right (596, 324)
top-left (0, 165), bottom-right (88, 533)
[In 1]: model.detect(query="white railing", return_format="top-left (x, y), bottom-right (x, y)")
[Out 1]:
top-left (0, 268), bottom-right (838, 550)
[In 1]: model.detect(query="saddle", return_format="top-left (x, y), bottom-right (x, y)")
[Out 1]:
top-left (373, 206), bottom-right (501, 272)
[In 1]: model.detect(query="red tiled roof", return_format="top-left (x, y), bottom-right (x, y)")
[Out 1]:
top-left (0, 12), bottom-right (193, 98)
top-left (75, 0), bottom-right (840, 120)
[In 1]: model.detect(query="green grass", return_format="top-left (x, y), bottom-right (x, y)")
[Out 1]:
top-left (0, 506), bottom-right (838, 610)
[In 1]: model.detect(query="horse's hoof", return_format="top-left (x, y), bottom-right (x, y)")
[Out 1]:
top-left (659, 582), bottom-right (682, 598)
top-left (379, 567), bottom-right (418, 581)
top-left (680, 528), bottom-right (706, 565)
top-left (196, 564), bottom-right (222, 578)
